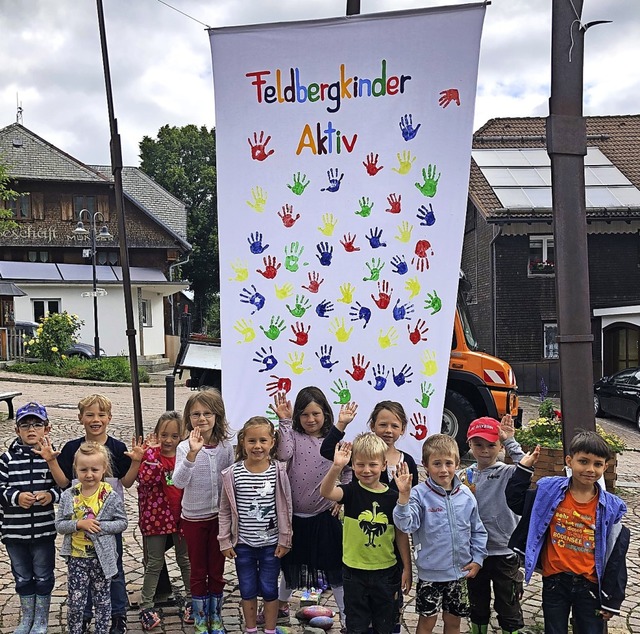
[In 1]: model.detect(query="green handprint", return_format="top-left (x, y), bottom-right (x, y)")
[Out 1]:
top-left (274, 283), bottom-right (294, 300)
top-left (286, 351), bottom-right (310, 375)
top-left (287, 172), bottom-right (310, 196)
top-left (420, 349), bottom-right (438, 376)
top-left (286, 294), bottom-right (311, 318)
top-left (378, 327), bottom-right (399, 349)
top-left (318, 212), bottom-right (337, 236)
top-left (329, 318), bottom-right (353, 343)
top-left (405, 276), bottom-right (421, 299)
top-left (415, 164), bottom-right (441, 197)
top-left (337, 283), bottom-right (355, 304)
top-left (260, 315), bottom-right (286, 340)
top-left (391, 150), bottom-right (416, 175)
top-left (363, 258), bottom-right (385, 282)
top-left (425, 290), bottom-right (442, 314)
top-left (331, 379), bottom-right (352, 405)
top-left (355, 196), bottom-right (374, 218)
top-left (284, 241), bottom-right (305, 273)
top-left (246, 186), bottom-right (267, 212)
top-left (415, 382), bottom-right (435, 408)
top-left (266, 407), bottom-right (279, 423)
top-left (395, 221), bottom-right (414, 243)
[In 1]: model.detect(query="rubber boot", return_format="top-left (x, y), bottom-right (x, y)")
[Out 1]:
top-left (207, 593), bottom-right (225, 634)
top-left (30, 594), bottom-right (51, 634)
top-left (471, 624), bottom-right (488, 634)
top-left (15, 594), bottom-right (36, 634)
top-left (192, 596), bottom-right (209, 634)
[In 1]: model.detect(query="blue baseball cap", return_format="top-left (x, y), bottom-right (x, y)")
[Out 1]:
top-left (16, 402), bottom-right (48, 423)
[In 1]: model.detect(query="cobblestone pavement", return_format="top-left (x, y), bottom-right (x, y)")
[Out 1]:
top-left (0, 375), bottom-right (638, 634)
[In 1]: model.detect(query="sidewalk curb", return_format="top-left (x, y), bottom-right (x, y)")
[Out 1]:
top-left (0, 372), bottom-right (182, 389)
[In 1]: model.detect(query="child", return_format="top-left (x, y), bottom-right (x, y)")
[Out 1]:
top-left (137, 411), bottom-right (192, 630)
top-left (270, 386), bottom-right (355, 626)
top-left (506, 431), bottom-right (630, 634)
top-left (218, 416), bottom-right (293, 634)
top-left (55, 442), bottom-right (128, 634)
top-left (458, 415), bottom-right (525, 634)
top-left (39, 393), bottom-right (145, 634)
top-left (0, 402), bottom-right (60, 634)
top-left (173, 389), bottom-right (234, 634)
top-left (393, 434), bottom-right (488, 634)
top-left (320, 432), bottom-right (411, 634)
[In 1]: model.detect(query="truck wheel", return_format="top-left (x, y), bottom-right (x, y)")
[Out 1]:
top-left (442, 390), bottom-right (477, 454)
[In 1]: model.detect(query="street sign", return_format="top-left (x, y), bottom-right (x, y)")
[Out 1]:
top-left (81, 288), bottom-right (108, 297)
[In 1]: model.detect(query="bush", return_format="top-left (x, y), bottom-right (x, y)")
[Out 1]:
top-left (24, 312), bottom-right (83, 366)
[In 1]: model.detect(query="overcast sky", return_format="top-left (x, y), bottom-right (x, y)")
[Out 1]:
top-left (0, 0), bottom-right (637, 167)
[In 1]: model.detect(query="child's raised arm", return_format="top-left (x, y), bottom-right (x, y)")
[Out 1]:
top-left (336, 402), bottom-right (358, 432)
top-left (320, 442), bottom-right (351, 502)
top-left (121, 436), bottom-right (147, 488)
top-left (270, 391), bottom-right (293, 420)
top-left (33, 435), bottom-right (69, 488)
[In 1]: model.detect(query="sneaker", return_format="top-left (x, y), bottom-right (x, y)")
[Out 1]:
top-left (110, 614), bottom-right (129, 634)
top-left (182, 604), bottom-right (195, 625)
top-left (139, 609), bottom-right (160, 631)
top-left (82, 617), bottom-right (92, 634)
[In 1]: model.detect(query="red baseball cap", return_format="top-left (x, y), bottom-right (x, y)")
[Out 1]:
top-left (467, 417), bottom-right (500, 442)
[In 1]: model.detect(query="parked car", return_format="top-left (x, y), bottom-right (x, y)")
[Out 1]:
top-left (14, 321), bottom-right (106, 359)
top-left (594, 367), bottom-right (640, 430)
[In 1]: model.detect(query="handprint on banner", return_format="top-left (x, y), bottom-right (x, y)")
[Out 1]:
top-left (265, 407), bottom-right (279, 423)
top-left (386, 193), bottom-right (402, 214)
top-left (289, 321), bottom-right (311, 346)
top-left (366, 227), bottom-right (387, 249)
top-left (329, 318), bottom-right (353, 343)
top-left (407, 319), bottom-right (429, 344)
top-left (346, 354), bottom-right (370, 381)
top-left (260, 316), bottom-right (285, 341)
top-left (409, 412), bottom-right (429, 441)
top-left (331, 378), bottom-right (352, 405)
top-left (394, 221), bottom-right (414, 243)
top-left (318, 213), bottom-right (337, 236)
top-left (248, 231), bottom-right (269, 255)
top-left (266, 375), bottom-right (292, 397)
top-left (239, 285), bottom-right (265, 314)
top-left (316, 344), bottom-right (339, 372)
top-left (355, 197), bottom-right (374, 218)
top-left (286, 294), bottom-right (311, 318)
top-left (274, 283), bottom-right (294, 300)
top-left (349, 302), bottom-right (372, 329)
top-left (286, 352), bottom-right (310, 375)
top-left (316, 242), bottom-right (334, 266)
top-left (420, 350), bottom-right (438, 376)
top-left (412, 240), bottom-right (434, 272)
top-left (399, 113), bottom-right (422, 141)
top-left (393, 299), bottom-right (415, 321)
top-left (278, 204), bottom-right (300, 228)
top-left (368, 364), bottom-right (389, 391)
top-left (378, 327), bottom-right (399, 349)
top-left (321, 168), bottom-right (344, 193)
top-left (302, 271), bottom-right (324, 293)
top-left (415, 165), bottom-right (441, 198)
top-left (248, 131), bottom-right (274, 161)
top-left (340, 233), bottom-right (360, 253)
top-left (256, 255), bottom-right (281, 279)
top-left (246, 186), bottom-right (268, 213)
top-left (439, 88), bottom-right (461, 108)
top-left (371, 280), bottom-right (393, 309)
top-left (253, 346), bottom-right (278, 372)
top-left (415, 382), bottom-right (435, 408)
top-left (405, 276), bottom-right (421, 299)
top-left (393, 364), bottom-right (413, 387)
top-left (417, 204), bottom-right (436, 227)
top-left (234, 319), bottom-right (255, 344)
top-left (425, 290), bottom-right (442, 315)
top-left (284, 241), bottom-right (304, 272)
top-left (229, 260), bottom-right (249, 282)
top-left (392, 150), bottom-right (416, 175)
top-left (337, 283), bottom-right (355, 304)
top-left (390, 255), bottom-right (408, 276)
top-left (316, 299), bottom-right (334, 318)
top-left (363, 152), bottom-right (384, 176)
top-left (363, 258), bottom-right (385, 282)
top-left (287, 172), bottom-right (310, 195)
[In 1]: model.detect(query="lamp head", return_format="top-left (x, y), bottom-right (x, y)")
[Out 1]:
top-left (97, 225), bottom-right (113, 241)
top-left (73, 221), bottom-right (88, 236)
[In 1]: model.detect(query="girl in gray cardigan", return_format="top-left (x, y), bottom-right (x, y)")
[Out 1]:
top-left (55, 442), bottom-right (128, 634)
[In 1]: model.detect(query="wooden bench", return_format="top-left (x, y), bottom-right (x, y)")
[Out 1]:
top-left (0, 391), bottom-right (22, 420)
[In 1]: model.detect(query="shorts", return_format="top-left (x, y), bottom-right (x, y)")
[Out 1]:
top-left (415, 578), bottom-right (470, 618)
top-left (234, 543), bottom-right (281, 601)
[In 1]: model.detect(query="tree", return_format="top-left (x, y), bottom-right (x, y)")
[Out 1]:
top-left (139, 125), bottom-right (218, 333)
top-left (0, 160), bottom-right (19, 232)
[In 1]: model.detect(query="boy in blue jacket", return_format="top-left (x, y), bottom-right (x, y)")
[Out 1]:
top-left (394, 434), bottom-right (487, 634)
top-left (506, 430), bottom-right (629, 634)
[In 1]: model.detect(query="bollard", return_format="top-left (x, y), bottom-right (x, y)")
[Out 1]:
top-left (165, 374), bottom-right (175, 411)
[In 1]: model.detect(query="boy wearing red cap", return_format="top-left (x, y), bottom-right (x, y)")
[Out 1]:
top-left (459, 415), bottom-right (525, 634)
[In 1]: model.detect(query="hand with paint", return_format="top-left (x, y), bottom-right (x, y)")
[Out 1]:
top-left (392, 150), bottom-right (416, 175)
top-left (247, 231), bottom-right (269, 255)
top-left (415, 382), bottom-right (435, 408)
top-left (417, 203), bottom-right (436, 226)
top-left (337, 283), bottom-right (355, 304)
top-left (425, 290), bottom-right (442, 314)
top-left (394, 221), bottom-right (413, 243)
top-left (363, 152), bottom-right (384, 176)
top-left (229, 259), bottom-right (249, 282)
top-left (239, 284), bottom-right (266, 314)
top-left (321, 168), bottom-right (344, 193)
top-left (409, 412), bottom-right (428, 441)
top-left (284, 241), bottom-right (304, 272)
top-left (234, 318), bottom-right (255, 344)
top-left (256, 255), bottom-right (281, 279)
top-left (253, 346), bottom-right (278, 372)
top-left (393, 299), bottom-right (414, 321)
top-left (439, 88), bottom-right (460, 108)
top-left (405, 276), bottom-right (421, 299)
top-left (329, 317), bottom-right (353, 343)
top-left (355, 196), bottom-right (374, 218)
top-left (286, 294), bottom-right (311, 318)
top-left (392, 364), bottom-right (413, 387)
top-left (349, 301), bottom-right (372, 329)
top-left (371, 280), bottom-right (393, 309)
top-left (248, 131), bottom-right (274, 161)
top-left (386, 193), bottom-right (402, 214)
top-left (340, 232), bottom-right (360, 253)
top-left (278, 204), bottom-right (300, 228)
top-left (260, 315), bottom-right (285, 340)
top-left (287, 172), bottom-right (310, 195)
top-left (246, 186), bottom-right (267, 212)
top-left (407, 319), bottom-right (428, 344)
top-left (302, 271), bottom-right (324, 293)
top-left (363, 258), bottom-right (385, 282)
top-left (366, 226), bottom-right (387, 249)
top-left (378, 327), bottom-right (399, 349)
top-left (368, 364), bottom-right (389, 391)
top-left (316, 344), bottom-right (339, 372)
top-left (274, 282), bottom-right (294, 300)
top-left (316, 241), bottom-right (334, 266)
top-left (286, 351), bottom-right (310, 375)
top-left (420, 349), bottom-right (438, 376)
top-left (315, 299), bottom-right (334, 318)
top-left (415, 165), bottom-right (441, 197)
top-left (391, 255), bottom-right (408, 275)
top-left (346, 354), bottom-right (370, 381)
top-left (289, 321), bottom-right (311, 346)
top-left (399, 113), bottom-right (421, 141)
top-left (331, 379), bottom-right (352, 405)
top-left (318, 212), bottom-right (337, 236)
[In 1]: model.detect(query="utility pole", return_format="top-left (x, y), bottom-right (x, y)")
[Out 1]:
top-left (346, 0), bottom-right (360, 16)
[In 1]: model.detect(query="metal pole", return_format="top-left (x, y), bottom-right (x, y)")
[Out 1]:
top-left (346, 0), bottom-right (360, 16)
top-left (547, 0), bottom-right (595, 453)
top-left (165, 374), bottom-right (175, 411)
top-left (91, 215), bottom-right (101, 359)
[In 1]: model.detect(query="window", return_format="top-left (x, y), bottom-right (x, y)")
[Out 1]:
top-left (140, 299), bottom-right (152, 327)
top-left (97, 251), bottom-right (119, 265)
top-left (33, 299), bottom-right (60, 323)
top-left (544, 323), bottom-right (559, 359)
top-left (28, 251), bottom-right (50, 263)
top-left (73, 195), bottom-right (96, 217)
top-left (9, 194), bottom-right (31, 219)
top-left (529, 235), bottom-right (555, 275)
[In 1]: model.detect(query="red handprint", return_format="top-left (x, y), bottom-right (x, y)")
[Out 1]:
top-left (371, 280), bottom-right (393, 309)
top-left (301, 271), bottom-right (324, 294)
top-left (340, 233), bottom-right (360, 253)
top-left (412, 240), bottom-right (434, 272)
top-left (256, 255), bottom-right (281, 280)
top-left (409, 412), bottom-right (428, 441)
top-left (363, 152), bottom-right (384, 176)
top-left (277, 204), bottom-right (300, 228)
top-left (438, 88), bottom-right (461, 108)
top-left (346, 354), bottom-right (370, 381)
top-left (386, 193), bottom-right (402, 214)
top-left (289, 321), bottom-right (310, 346)
top-left (408, 319), bottom-right (429, 345)
top-left (248, 131), bottom-right (275, 161)
top-left (266, 375), bottom-right (292, 397)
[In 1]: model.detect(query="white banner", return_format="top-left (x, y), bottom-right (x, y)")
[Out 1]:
top-left (210, 4), bottom-right (485, 462)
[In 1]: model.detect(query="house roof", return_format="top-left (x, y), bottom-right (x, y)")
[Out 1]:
top-left (470, 115), bottom-right (640, 224)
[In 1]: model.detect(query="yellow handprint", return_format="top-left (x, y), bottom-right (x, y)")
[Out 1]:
top-left (246, 186), bottom-right (268, 212)
top-left (286, 352), bottom-right (310, 375)
top-left (405, 276), bottom-right (421, 299)
top-left (421, 349), bottom-right (438, 376)
top-left (233, 319), bottom-right (255, 344)
top-left (274, 282), bottom-right (294, 300)
top-left (337, 282), bottom-right (355, 304)
top-left (378, 327), bottom-right (399, 349)
top-left (318, 212), bottom-right (337, 236)
top-left (329, 318), bottom-right (353, 343)
top-left (391, 150), bottom-right (416, 175)
top-left (229, 259), bottom-right (249, 282)
top-left (395, 221), bottom-right (414, 243)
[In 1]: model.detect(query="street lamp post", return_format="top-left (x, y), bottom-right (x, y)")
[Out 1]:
top-left (74, 208), bottom-right (112, 359)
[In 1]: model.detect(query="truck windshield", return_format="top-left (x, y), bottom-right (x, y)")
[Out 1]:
top-left (457, 291), bottom-right (479, 351)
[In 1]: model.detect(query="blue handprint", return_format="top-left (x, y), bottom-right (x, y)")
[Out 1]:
top-left (392, 299), bottom-right (415, 321)
top-left (315, 344), bottom-right (339, 372)
top-left (316, 299), bottom-right (334, 318)
top-left (393, 364), bottom-right (414, 386)
top-left (316, 242), bottom-right (334, 266)
top-left (417, 204), bottom-right (436, 227)
top-left (349, 301), bottom-right (372, 328)
top-left (252, 346), bottom-right (278, 372)
top-left (247, 231), bottom-right (269, 255)
top-left (321, 168), bottom-right (344, 193)
top-left (239, 284), bottom-right (266, 314)
top-left (366, 227), bottom-right (387, 249)
top-left (399, 113), bottom-right (421, 141)
top-left (390, 255), bottom-right (408, 275)
top-left (368, 364), bottom-right (389, 391)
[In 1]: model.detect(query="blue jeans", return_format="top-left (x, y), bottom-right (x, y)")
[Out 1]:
top-left (84, 532), bottom-right (127, 618)
top-left (234, 543), bottom-right (281, 601)
top-left (6, 539), bottom-right (56, 596)
top-left (542, 573), bottom-right (605, 634)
